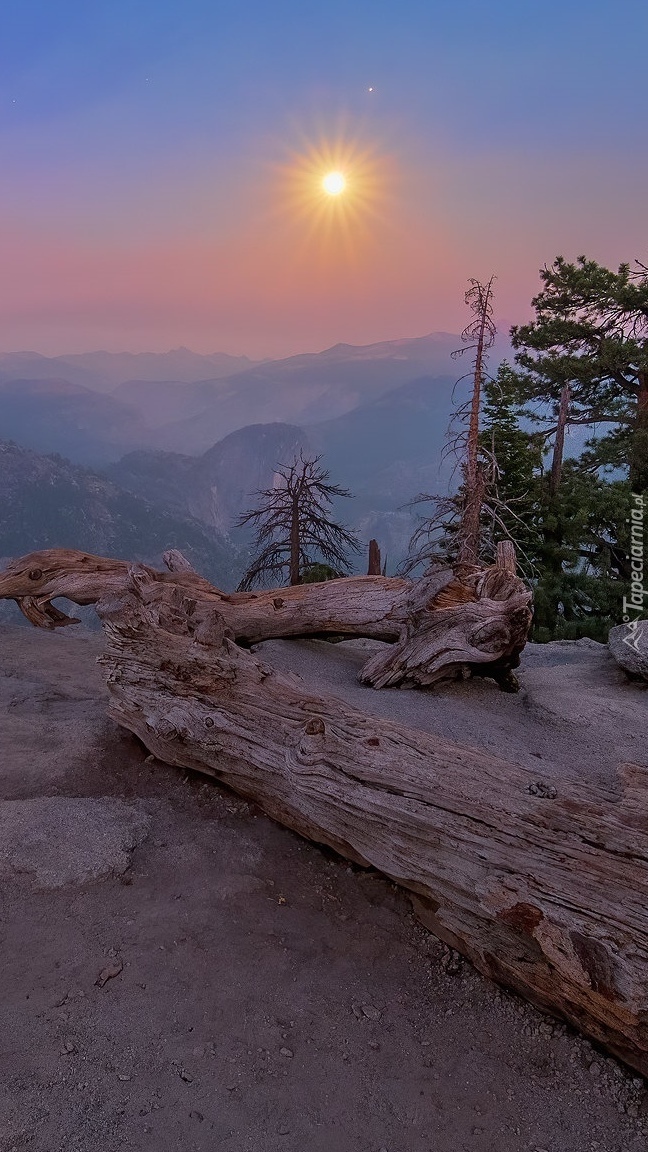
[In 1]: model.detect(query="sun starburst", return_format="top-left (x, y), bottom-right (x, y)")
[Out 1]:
top-left (272, 128), bottom-right (391, 264)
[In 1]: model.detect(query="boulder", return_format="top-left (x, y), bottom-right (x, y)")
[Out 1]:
top-left (608, 620), bottom-right (648, 682)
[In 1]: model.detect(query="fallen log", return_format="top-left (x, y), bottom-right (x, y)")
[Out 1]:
top-left (1, 554), bottom-right (647, 1074)
top-left (102, 574), bottom-right (648, 1073)
top-left (0, 548), bottom-right (532, 688)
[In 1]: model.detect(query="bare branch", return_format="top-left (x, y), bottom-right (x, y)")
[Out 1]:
top-left (236, 452), bottom-right (361, 590)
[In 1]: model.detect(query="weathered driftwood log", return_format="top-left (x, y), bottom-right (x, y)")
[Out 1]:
top-left (1, 554), bottom-right (648, 1073)
top-left (0, 548), bottom-right (532, 689)
top-left (97, 574), bottom-right (648, 1073)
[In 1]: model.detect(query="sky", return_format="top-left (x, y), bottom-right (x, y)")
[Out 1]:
top-left (1, 0), bottom-right (646, 358)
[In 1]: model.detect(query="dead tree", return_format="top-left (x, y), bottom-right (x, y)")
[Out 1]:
top-left (236, 453), bottom-right (361, 590)
top-left (0, 547), bottom-right (532, 690)
top-left (1, 548), bottom-right (647, 1077)
top-left (367, 539), bottom-right (381, 575)
top-left (454, 276), bottom-right (497, 566)
top-left (403, 277), bottom-right (500, 575)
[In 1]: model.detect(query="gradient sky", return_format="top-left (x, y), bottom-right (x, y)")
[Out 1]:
top-left (1, 0), bottom-right (646, 357)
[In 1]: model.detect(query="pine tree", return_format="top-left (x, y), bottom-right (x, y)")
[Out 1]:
top-left (511, 255), bottom-right (648, 494)
top-left (508, 255), bottom-right (647, 637)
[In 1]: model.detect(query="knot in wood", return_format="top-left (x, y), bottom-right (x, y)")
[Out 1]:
top-left (204, 716), bottom-right (215, 728)
top-left (273, 597), bottom-right (285, 610)
top-left (28, 568), bottom-right (43, 581)
top-left (153, 717), bottom-right (178, 740)
top-left (304, 717), bottom-right (325, 736)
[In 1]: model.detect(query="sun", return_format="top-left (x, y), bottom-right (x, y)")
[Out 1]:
top-left (322, 170), bottom-right (346, 196)
top-left (271, 128), bottom-right (392, 265)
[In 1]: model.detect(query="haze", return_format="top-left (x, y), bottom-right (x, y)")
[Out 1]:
top-left (1, 0), bottom-right (645, 358)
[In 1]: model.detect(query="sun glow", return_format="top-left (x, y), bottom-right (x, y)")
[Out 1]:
top-left (274, 130), bottom-right (391, 265)
top-left (322, 170), bottom-right (346, 196)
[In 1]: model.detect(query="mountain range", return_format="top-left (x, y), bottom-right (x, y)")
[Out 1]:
top-left (0, 332), bottom-right (506, 577)
top-left (0, 440), bottom-right (242, 592)
top-left (0, 347), bottom-right (258, 392)
top-left (0, 333), bottom-right (483, 462)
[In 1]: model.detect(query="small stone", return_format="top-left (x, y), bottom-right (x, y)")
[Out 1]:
top-left (589, 1061), bottom-right (602, 1077)
top-left (278, 1126), bottom-right (290, 1135)
top-left (118, 1074), bottom-right (131, 1082)
top-left (190, 1110), bottom-right (204, 1122)
top-left (361, 1004), bottom-right (381, 1021)
top-left (279, 1047), bottom-right (294, 1058)
top-left (95, 959), bottom-right (123, 988)
top-left (441, 948), bottom-right (462, 975)
top-left (528, 781), bottom-right (557, 800)
top-left (179, 1069), bottom-right (193, 1083)
top-left (62, 1040), bottom-right (76, 1054)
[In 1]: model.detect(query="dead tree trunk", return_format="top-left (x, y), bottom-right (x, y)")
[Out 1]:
top-left (367, 539), bottom-right (381, 576)
top-left (496, 539), bottom-right (517, 574)
top-left (1, 551), bottom-right (648, 1073)
top-left (0, 548), bottom-right (532, 690)
top-left (289, 490), bottom-right (301, 585)
top-left (456, 276), bottom-right (496, 567)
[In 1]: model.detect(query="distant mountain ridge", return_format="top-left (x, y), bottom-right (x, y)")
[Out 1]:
top-left (0, 331), bottom-right (488, 464)
top-left (0, 347), bottom-right (259, 392)
top-left (0, 378), bottom-right (148, 465)
top-left (0, 440), bottom-right (242, 590)
top-left (106, 372), bottom-right (465, 571)
top-left (0, 332), bottom-right (509, 575)
top-left (144, 333), bottom-right (472, 454)
top-left (107, 424), bottom-right (311, 537)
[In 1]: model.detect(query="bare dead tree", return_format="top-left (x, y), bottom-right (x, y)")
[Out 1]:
top-left (236, 453), bottom-right (361, 591)
top-left (401, 485), bottom-right (534, 578)
top-left (401, 277), bottom-right (498, 574)
top-left (453, 276), bottom-right (497, 565)
top-left (367, 539), bottom-right (381, 575)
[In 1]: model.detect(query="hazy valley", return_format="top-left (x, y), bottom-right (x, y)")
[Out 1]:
top-left (0, 333), bottom-right (483, 583)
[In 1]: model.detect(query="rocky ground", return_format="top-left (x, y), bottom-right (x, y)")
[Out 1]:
top-left (0, 622), bottom-right (647, 1152)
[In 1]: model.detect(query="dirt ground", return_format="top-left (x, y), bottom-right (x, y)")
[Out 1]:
top-left (1, 622), bottom-right (647, 1152)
